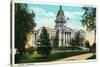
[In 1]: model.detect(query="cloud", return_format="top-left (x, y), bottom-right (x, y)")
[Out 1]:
top-left (35, 18), bottom-right (55, 29)
top-left (33, 7), bottom-right (84, 30)
top-left (45, 12), bottom-right (55, 17)
top-left (32, 7), bottom-right (56, 29)
top-left (64, 11), bottom-right (85, 30)
top-left (64, 11), bottom-right (84, 20)
top-left (33, 7), bottom-right (46, 13)
top-left (65, 11), bottom-right (84, 16)
top-left (33, 7), bottom-right (55, 18)
top-left (65, 16), bottom-right (85, 31)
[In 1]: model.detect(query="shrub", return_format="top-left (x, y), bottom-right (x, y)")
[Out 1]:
top-left (68, 31), bottom-right (85, 48)
top-left (26, 47), bottom-right (35, 54)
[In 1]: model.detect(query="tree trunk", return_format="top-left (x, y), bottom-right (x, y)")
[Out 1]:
top-left (94, 29), bottom-right (96, 43)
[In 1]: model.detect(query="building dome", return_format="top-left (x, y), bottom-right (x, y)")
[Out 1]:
top-left (56, 6), bottom-right (65, 17)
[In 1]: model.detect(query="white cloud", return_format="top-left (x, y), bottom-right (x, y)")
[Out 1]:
top-left (33, 7), bottom-right (84, 30)
top-left (45, 12), bottom-right (55, 17)
top-left (35, 19), bottom-right (55, 29)
top-left (66, 19), bottom-right (85, 31)
top-left (64, 11), bottom-right (84, 20)
top-left (33, 7), bottom-right (46, 13)
top-left (33, 7), bottom-right (55, 18)
top-left (65, 11), bottom-right (84, 16)
top-left (33, 7), bottom-right (56, 29)
top-left (64, 11), bottom-right (85, 30)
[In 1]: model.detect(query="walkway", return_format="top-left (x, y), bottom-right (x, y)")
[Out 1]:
top-left (53, 53), bottom-right (94, 62)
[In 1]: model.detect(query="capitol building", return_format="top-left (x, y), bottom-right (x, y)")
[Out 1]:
top-left (25, 6), bottom-right (86, 48)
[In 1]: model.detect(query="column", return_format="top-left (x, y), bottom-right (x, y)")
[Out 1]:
top-left (69, 32), bottom-right (71, 40)
top-left (67, 32), bottom-right (69, 46)
top-left (63, 31), bottom-right (65, 46)
top-left (65, 32), bottom-right (67, 46)
top-left (61, 30), bottom-right (63, 46)
top-left (59, 30), bottom-right (62, 46)
top-left (67, 32), bottom-right (68, 40)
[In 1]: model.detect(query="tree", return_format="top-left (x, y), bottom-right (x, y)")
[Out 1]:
top-left (90, 42), bottom-right (96, 53)
top-left (15, 3), bottom-right (36, 55)
top-left (36, 27), bottom-right (52, 58)
top-left (84, 40), bottom-right (90, 49)
top-left (68, 31), bottom-right (85, 49)
top-left (81, 6), bottom-right (96, 42)
top-left (53, 30), bottom-right (59, 48)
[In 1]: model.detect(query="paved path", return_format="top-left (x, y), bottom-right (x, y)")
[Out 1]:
top-left (53, 53), bottom-right (94, 62)
top-left (28, 53), bottom-right (95, 65)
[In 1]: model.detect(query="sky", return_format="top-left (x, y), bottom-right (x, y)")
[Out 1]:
top-left (27, 3), bottom-right (95, 45)
top-left (27, 3), bottom-right (85, 30)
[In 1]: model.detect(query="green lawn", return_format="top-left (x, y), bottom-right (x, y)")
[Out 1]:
top-left (15, 49), bottom-right (91, 64)
top-left (53, 47), bottom-right (82, 50)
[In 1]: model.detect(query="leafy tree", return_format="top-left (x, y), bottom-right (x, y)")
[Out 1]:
top-left (90, 42), bottom-right (96, 53)
top-left (68, 31), bottom-right (85, 48)
top-left (15, 3), bottom-right (36, 55)
top-left (53, 30), bottom-right (59, 48)
top-left (81, 6), bottom-right (96, 42)
top-left (84, 40), bottom-right (91, 49)
top-left (36, 27), bottom-right (52, 58)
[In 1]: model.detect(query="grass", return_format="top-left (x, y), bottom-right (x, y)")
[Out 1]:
top-left (15, 49), bottom-right (91, 64)
top-left (53, 47), bottom-right (82, 50)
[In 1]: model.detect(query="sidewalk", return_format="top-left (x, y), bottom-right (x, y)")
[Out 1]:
top-left (52, 53), bottom-right (94, 62)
